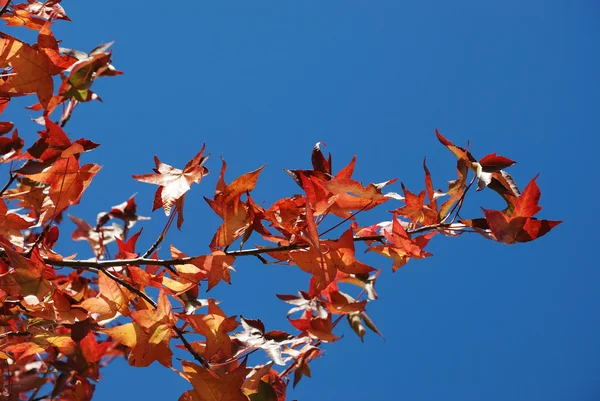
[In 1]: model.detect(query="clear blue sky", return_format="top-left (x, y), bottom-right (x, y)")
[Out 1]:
top-left (5, 1), bottom-right (599, 400)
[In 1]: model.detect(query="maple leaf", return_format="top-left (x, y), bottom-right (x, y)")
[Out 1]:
top-left (104, 290), bottom-right (175, 367)
top-left (322, 155), bottom-right (400, 216)
top-left (322, 288), bottom-right (366, 315)
top-left (61, 52), bottom-right (120, 101)
top-left (13, 1), bottom-right (70, 21)
top-left (283, 343), bottom-right (322, 388)
top-left (0, 24), bottom-right (75, 106)
top-left (19, 155), bottom-right (101, 219)
top-left (97, 269), bottom-right (131, 316)
top-left (289, 311), bottom-right (340, 342)
top-left (114, 230), bottom-right (143, 260)
top-left (205, 160), bottom-right (266, 248)
top-left (26, 117), bottom-right (99, 164)
top-left (170, 246), bottom-right (236, 291)
top-left (133, 145), bottom-right (208, 227)
top-left (0, 199), bottom-right (33, 247)
top-left (184, 300), bottom-right (239, 361)
top-left (0, 128), bottom-right (24, 162)
top-left (241, 362), bottom-right (274, 394)
top-left (393, 183), bottom-right (437, 225)
top-left (51, 289), bottom-right (88, 324)
top-left (178, 359), bottom-right (248, 401)
top-left (69, 215), bottom-right (122, 259)
top-left (231, 317), bottom-right (294, 366)
top-left (436, 129), bottom-right (520, 211)
top-left (367, 216), bottom-right (435, 271)
top-left (95, 194), bottom-right (149, 229)
top-left (276, 290), bottom-right (328, 319)
top-left (392, 159), bottom-right (447, 225)
top-left (479, 177), bottom-right (561, 244)
top-left (0, 245), bottom-right (54, 303)
top-left (289, 228), bottom-right (374, 293)
top-left (1, 9), bottom-right (45, 30)
top-left (294, 151), bottom-right (400, 220)
top-left (285, 142), bottom-right (332, 187)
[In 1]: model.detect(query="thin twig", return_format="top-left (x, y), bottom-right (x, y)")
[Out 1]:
top-left (173, 326), bottom-right (205, 366)
top-left (97, 266), bottom-right (156, 307)
top-left (0, 172), bottom-right (16, 197)
top-left (141, 234), bottom-right (163, 259)
top-left (318, 201), bottom-right (373, 237)
top-left (0, 1), bottom-right (11, 17)
top-left (0, 331), bottom-right (30, 340)
top-left (142, 205), bottom-right (176, 258)
top-left (441, 171), bottom-right (476, 225)
top-left (25, 225), bottom-right (50, 257)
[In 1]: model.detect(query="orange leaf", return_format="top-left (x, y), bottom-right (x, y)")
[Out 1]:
top-left (0, 25), bottom-right (75, 107)
top-left (179, 360), bottom-right (248, 401)
top-left (1, 9), bottom-right (45, 30)
top-left (184, 300), bottom-right (238, 361)
top-left (367, 217), bottom-right (434, 271)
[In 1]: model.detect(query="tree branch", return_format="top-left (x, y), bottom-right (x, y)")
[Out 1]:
top-left (41, 223), bottom-right (453, 269)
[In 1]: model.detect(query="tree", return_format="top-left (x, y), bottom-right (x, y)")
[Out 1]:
top-left (0, 2), bottom-right (561, 400)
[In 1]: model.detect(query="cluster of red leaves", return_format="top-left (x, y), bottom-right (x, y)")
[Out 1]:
top-left (0, 3), bottom-right (560, 401)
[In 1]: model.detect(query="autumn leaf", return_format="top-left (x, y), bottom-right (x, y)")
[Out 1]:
top-left (367, 216), bottom-right (434, 271)
top-left (0, 24), bottom-right (75, 107)
top-left (133, 145), bottom-right (208, 228)
top-left (480, 177), bottom-right (561, 244)
top-left (1, 9), bottom-right (46, 30)
top-left (0, 128), bottom-right (24, 162)
top-left (26, 117), bottom-right (99, 164)
top-left (169, 246), bottom-right (236, 292)
top-left (0, 199), bottom-right (33, 247)
top-left (0, 245), bottom-right (54, 302)
top-left (179, 359), bottom-right (249, 401)
top-left (289, 311), bottom-right (340, 342)
top-left (20, 155), bottom-right (101, 219)
top-left (69, 214), bottom-right (123, 258)
top-left (231, 317), bottom-right (294, 366)
top-left (276, 290), bottom-right (328, 319)
top-left (290, 228), bottom-right (374, 293)
top-left (184, 300), bottom-right (239, 361)
top-left (13, 1), bottom-right (70, 21)
top-left (205, 160), bottom-right (266, 248)
top-left (436, 129), bottom-right (520, 211)
top-left (285, 344), bottom-right (321, 388)
top-left (105, 290), bottom-right (175, 367)
top-left (95, 194), bottom-right (149, 229)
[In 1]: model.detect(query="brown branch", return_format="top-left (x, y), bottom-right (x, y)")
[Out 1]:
top-left (174, 326), bottom-right (205, 366)
top-left (41, 223), bottom-right (454, 270)
top-left (0, 331), bottom-right (30, 340)
top-left (0, 172), bottom-right (16, 197)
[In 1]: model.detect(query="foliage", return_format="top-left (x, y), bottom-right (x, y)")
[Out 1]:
top-left (0, 3), bottom-right (560, 400)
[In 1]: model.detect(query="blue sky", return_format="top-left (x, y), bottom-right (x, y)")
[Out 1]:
top-left (4, 1), bottom-right (599, 400)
